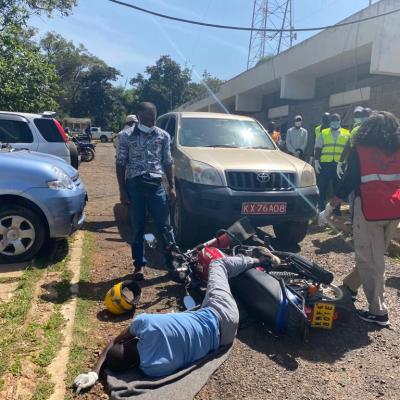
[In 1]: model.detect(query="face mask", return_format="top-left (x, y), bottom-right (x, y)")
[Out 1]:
top-left (330, 121), bottom-right (340, 130)
top-left (295, 122), bottom-right (302, 128)
top-left (354, 118), bottom-right (361, 125)
top-left (138, 123), bottom-right (155, 134)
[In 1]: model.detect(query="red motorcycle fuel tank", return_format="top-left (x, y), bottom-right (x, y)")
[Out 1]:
top-left (197, 246), bottom-right (226, 281)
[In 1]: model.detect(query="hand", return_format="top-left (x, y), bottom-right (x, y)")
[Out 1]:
top-left (120, 190), bottom-right (130, 206)
top-left (314, 160), bottom-right (321, 174)
top-left (336, 162), bottom-right (345, 179)
top-left (169, 187), bottom-right (177, 203)
top-left (318, 203), bottom-right (335, 226)
top-left (74, 371), bottom-right (98, 394)
top-left (252, 247), bottom-right (281, 268)
top-left (309, 156), bottom-right (314, 165)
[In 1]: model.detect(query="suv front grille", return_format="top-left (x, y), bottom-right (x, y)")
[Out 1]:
top-left (226, 171), bottom-right (296, 191)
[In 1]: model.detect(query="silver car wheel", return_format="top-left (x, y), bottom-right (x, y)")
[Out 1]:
top-left (0, 215), bottom-right (36, 256)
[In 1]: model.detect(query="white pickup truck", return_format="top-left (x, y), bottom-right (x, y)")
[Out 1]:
top-left (89, 127), bottom-right (113, 142)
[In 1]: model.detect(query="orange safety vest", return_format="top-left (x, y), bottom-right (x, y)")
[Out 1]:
top-left (358, 146), bottom-right (400, 221)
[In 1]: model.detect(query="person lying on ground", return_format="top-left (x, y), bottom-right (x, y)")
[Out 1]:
top-left (73, 249), bottom-right (280, 394)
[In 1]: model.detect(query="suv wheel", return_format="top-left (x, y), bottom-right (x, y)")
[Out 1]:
top-left (100, 135), bottom-right (108, 143)
top-left (273, 221), bottom-right (309, 244)
top-left (0, 206), bottom-right (46, 263)
top-left (173, 191), bottom-right (198, 247)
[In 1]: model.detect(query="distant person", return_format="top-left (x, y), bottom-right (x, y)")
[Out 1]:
top-left (285, 115), bottom-right (308, 160)
top-left (267, 121), bottom-right (281, 145)
top-left (319, 111), bottom-right (400, 326)
top-left (314, 113), bottom-right (350, 214)
top-left (114, 114), bottom-right (138, 149)
top-left (116, 102), bottom-right (176, 280)
top-left (314, 112), bottom-right (331, 144)
top-left (84, 126), bottom-right (92, 142)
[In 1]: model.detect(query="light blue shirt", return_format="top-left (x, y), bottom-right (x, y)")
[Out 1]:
top-left (130, 308), bottom-right (220, 377)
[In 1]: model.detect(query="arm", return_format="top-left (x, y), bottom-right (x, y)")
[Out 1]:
top-left (300, 129), bottom-right (308, 153)
top-left (314, 135), bottom-right (323, 160)
top-left (285, 129), bottom-right (295, 154)
top-left (334, 148), bottom-right (361, 202)
top-left (339, 140), bottom-right (351, 163)
top-left (116, 133), bottom-right (129, 204)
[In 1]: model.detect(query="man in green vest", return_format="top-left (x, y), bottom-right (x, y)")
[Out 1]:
top-left (314, 112), bottom-right (331, 143)
top-left (314, 113), bottom-right (350, 213)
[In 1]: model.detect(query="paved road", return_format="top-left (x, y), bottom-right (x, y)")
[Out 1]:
top-left (79, 143), bottom-right (400, 400)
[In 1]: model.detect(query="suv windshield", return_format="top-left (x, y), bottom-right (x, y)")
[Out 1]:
top-left (179, 117), bottom-right (275, 149)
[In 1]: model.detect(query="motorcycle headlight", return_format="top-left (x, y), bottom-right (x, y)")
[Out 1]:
top-left (190, 160), bottom-right (224, 186)
top-left (48, 166), bottom-right (75, 190)
top-left (299, 163), bottom-right (316, 188)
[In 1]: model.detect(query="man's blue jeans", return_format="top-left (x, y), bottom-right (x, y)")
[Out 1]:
top-left (126, 178), bottom-right (174, 269)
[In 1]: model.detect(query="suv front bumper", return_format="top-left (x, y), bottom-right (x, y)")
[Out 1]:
top-left (179, 180), bottom-right (318, 228)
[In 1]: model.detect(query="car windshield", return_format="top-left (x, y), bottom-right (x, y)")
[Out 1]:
top-left (179, 117), bottom-right (276, 149)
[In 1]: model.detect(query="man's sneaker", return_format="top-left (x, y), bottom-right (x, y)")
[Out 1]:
top-left (343, 284), bottom-right (358, 302)
top-left (356, 309), bottom-right (390, 326)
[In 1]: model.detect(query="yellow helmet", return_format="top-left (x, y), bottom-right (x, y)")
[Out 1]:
top-left (104, 280), bottom-right (141, 315)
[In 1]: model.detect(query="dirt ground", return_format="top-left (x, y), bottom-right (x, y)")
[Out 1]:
top-left (77, 143), bottom-right (400, 400)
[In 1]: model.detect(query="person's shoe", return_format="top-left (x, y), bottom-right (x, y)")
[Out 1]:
top-left (132, 267), bottom-right (145, 281)
top-left (343, 284), bottom-right (358, 302)
top-left (356, 309), bottom-right (390, 326)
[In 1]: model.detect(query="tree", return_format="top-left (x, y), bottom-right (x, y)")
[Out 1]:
top-left (130, 55), bottom-right (193, 115)
top-left (0, 27), bottom-right (58, 111)
top-left (1, 0), bottom-right (77, 31)
top-left (188, 71), bottom-right (225, 100)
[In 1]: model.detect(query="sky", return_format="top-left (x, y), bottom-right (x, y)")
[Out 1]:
top-left (31, 0), bottom-right (377, 86)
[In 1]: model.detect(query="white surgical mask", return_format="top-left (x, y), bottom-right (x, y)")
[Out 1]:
top-left (295, 122), bottom-right (302, 128)
top-left (138, 123), bottom-right (155, 134)
top-left (354, 118), bottom-right (361, 125)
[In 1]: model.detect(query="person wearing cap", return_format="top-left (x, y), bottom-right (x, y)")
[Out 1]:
top-left (318, 111), bottom-right (400, 327)
top-left (337, 107), bottom-right (371, 178)
top-left (314, 113), bottom-right (331, 144)
top-left (113, 114), bottom-right (138, 149)
top-left (314, 113), bottom-right (350, 214)
top-left (285, 115), bottom-right (309, 160)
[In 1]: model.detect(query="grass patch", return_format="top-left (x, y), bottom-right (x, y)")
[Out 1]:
top-left (65, 232), bottom-right (97, 400)
top-left (30, 373), bottom-right (54, 400)
top-left (35, 306), bottom-right (65, 368)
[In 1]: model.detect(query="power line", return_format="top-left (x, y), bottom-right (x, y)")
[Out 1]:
top-left (107, 0), bottom-right (400, 33)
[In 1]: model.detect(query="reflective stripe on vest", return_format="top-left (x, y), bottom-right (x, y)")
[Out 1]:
top-left (361, 173), bottom-right (400, 183)
top-left (358, 146), bottom-right (400, 221)
top-left (320, 128), bottom-right (350, 162)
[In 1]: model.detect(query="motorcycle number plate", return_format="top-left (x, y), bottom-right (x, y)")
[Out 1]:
top-left (241, 202), bottom-right (287, 215)
top-left (311, 302), bottom-right (335, 329)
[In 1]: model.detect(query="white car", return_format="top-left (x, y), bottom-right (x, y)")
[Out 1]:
top-left (89, 127), bottom-right (113, 143)
top-left (0, 111), bottom-right (72, 164)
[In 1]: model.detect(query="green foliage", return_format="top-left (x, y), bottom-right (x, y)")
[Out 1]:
top-left (0, 27), bottom-right (59, 112)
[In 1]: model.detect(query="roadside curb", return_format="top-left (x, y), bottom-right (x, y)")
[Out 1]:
top-left (47, 230), bottom-right (84, 400)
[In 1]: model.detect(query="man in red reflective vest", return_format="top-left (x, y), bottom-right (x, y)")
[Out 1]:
top-left (319, 111), bottom-right (400, 326)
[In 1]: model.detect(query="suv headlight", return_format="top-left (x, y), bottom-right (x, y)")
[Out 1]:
top-left (189, 160), bottom-right (224, 186)
top-left (299, 163), bottom-right (316, 187)
top-left (48, 166), bottom-right (74, 190)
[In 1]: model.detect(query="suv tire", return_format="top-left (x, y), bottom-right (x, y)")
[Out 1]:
top-left (273, 221), bottom-right (309, 244)
top-left (0, 205), bottom-right (46, 263)
top-left (173, 190), bottom-right (198, 247)
top-left (68, 140), bottom-right (79, 169)
top-left (100, 135), bottom-right (108, 143)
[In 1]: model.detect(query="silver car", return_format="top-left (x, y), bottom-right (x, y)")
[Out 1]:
top-left (0, 111), bottom-right (71, 164)
top-left (0, 148), bottom-right (87, 263)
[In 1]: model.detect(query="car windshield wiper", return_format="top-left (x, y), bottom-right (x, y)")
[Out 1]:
top-left (202, 144), bottom-right (239, 148)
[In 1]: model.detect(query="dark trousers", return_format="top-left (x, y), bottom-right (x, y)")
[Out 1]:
top-left (126, 178), bottom-right (174, 269)
top-left (318, 162), bottom-right (340, 211)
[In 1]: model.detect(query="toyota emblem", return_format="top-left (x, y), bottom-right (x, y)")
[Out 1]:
top-left (257, 172), bottom-right (271, 183)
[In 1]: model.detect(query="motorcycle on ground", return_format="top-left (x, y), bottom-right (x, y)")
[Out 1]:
top-left (72, 137), bottom-right (96, 162)
top-left (148, 218), bottom-right (344, 339)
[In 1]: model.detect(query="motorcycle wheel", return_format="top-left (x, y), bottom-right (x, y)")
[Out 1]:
top-left (82, 148), bottom-right (95, 162)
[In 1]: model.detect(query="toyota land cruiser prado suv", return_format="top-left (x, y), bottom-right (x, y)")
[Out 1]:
top-left (156, 112), bottom-right (318, 245)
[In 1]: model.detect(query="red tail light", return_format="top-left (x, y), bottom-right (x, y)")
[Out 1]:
top-left (53, 118), bottom-right (69, 143)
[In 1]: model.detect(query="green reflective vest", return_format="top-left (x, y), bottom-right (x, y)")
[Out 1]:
top-left (320, 128), bottom-right (350, 162)
top-left (350, 125), bottom-right (360, 146)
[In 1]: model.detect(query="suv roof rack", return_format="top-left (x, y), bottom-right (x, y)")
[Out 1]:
top-left (42, 111), bottom-right (57, 118)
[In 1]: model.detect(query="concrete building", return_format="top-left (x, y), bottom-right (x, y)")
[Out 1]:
top-left (176, 0), bottom-right (400, 155)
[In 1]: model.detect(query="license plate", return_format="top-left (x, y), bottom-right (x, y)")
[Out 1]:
top-left (241, 202), bottom-right (287, 215)
top-left (311, 302), bottom-right (335, 329)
